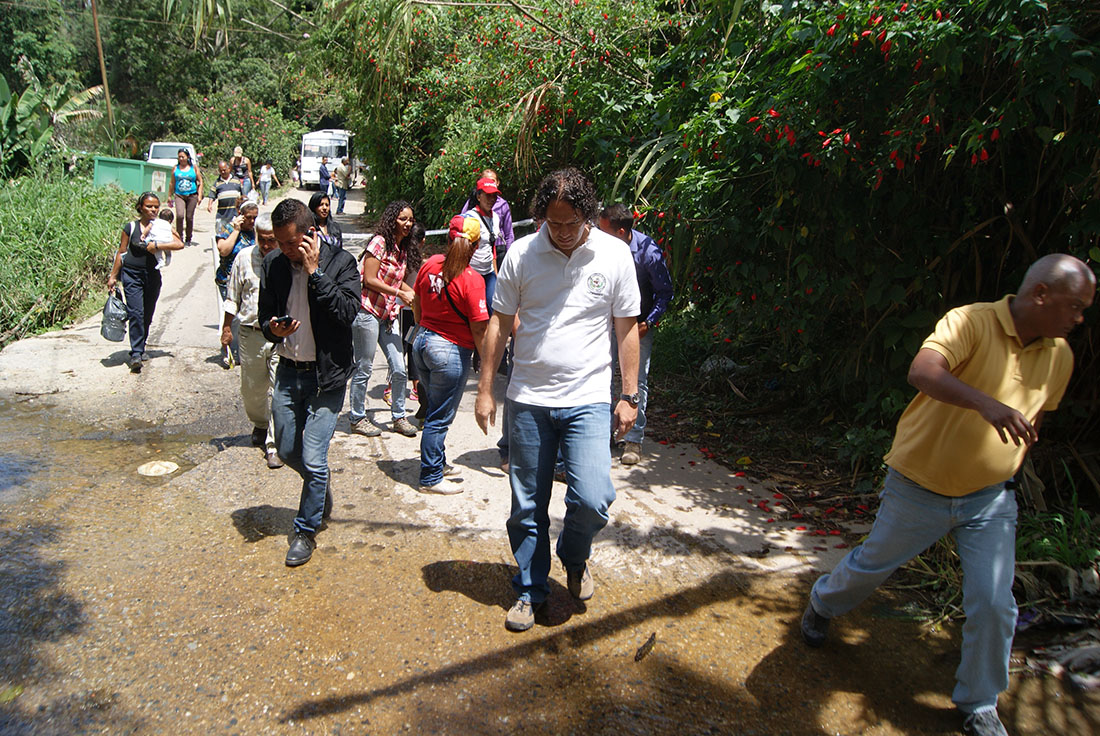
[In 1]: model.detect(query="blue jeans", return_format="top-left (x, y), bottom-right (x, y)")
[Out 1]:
top-left (333, 185), bottom-right (347, 214)
top-left (271, 362), bottom-right (346, 534)
top-left (120, 265), bottom-right (161, 359)
top-left (506, 401), bottom-right (616, 603)
top-left (412, 330), bottom-right (471, 486)
top-left (811, 468), bottom-right (1018, 713)
top-left (349, 309), bottom-right (407, 422)
top-left (258, 180), bottom-right (271, 204)
top-left (216, 282), bottom-right (241, 361)
top-left (611, 327), bottom-right (653, 444)
top-left (481, 271), bottom-right (496, 315)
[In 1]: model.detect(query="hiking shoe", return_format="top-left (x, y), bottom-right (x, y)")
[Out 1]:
top-left (392, 417), bottom-right (417, 437)
top-left (128, 355), bottom-right (143, 373)
top-left (566, 564), bottom-right (594, 600)
top-left (621, 441), bottom-right (642, 465)
top-left (962, 710), bottom-right (1008, 736)
top-left (800, 600), bottom-right (830, 648)
top-left (350, 419), bottom-right (382, 437)
top-left (265, 450), bottom-right (284, 469)
top-left (285, 532), bottom-right (316, 567)
top-left (383, 385), bottom-right (392, 405)
top-left (251, 427), bottom-right (267, 447)
top-left (505, 598), bottom-right (545, 632)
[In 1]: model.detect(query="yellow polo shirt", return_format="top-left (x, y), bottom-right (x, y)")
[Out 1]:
top-left (884, 295), bottom-right (1073, 497)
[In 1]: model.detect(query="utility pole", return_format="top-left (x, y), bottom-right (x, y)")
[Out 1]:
top-left (89, 0), bottom-right (117, 157)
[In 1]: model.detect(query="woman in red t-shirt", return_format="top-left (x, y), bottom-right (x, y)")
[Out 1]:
top-left (411, 215), bottom-right (490, 493)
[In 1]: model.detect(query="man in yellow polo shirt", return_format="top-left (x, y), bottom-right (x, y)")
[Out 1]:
top-left (801, 254), bottom-right (1095, 736)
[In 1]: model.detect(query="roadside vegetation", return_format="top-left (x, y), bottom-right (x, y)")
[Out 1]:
top-left (0, 172), bottom-right (131, 345)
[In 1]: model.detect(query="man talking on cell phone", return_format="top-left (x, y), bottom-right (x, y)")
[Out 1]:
top-left (259, 198), bottom-right (360, 567)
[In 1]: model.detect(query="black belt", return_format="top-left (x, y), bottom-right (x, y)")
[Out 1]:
top-left (279, 356), bottom-right (317, 371)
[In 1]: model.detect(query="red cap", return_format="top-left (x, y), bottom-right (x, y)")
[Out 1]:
top-left (448, 214), bottom-right (467, 241)
top-left (476, 177), bottom-right (500, 195)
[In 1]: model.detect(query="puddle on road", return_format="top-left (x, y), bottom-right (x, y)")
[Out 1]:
top-left (0, 399), bottom-right (206, 504)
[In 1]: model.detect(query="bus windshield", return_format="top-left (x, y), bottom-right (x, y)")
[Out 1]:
top-left (302, 142), bottom-right (347, 159)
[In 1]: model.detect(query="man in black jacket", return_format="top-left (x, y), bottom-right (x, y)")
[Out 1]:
top-left (259, 198), bottom-right (360, 566)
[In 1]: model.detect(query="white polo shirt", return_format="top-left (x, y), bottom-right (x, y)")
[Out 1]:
top-left (494, 225), bottom-right (641, 406)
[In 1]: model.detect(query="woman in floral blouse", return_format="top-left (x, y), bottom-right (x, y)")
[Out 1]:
top-left (348, 200), bottom-right (418, 437)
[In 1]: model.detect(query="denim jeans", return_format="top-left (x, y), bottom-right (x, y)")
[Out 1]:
top-left (481, 271), bottom-right (496, 315)
top-left (271, 362), bottom-right (346, 534)
top-left (216, 282), bottom-right (240, 362)
top-left (811, 468), bottom-right (1018, 713)
top-left (258, 180), bottom-right (271, 204)
top-left (349, 309), bottom-right (407, 422)
top-left (506, 400), bottom-right (616, 603)
top-left (120, 265), bottom-right (161, 359)
top-left (333, 185), bottom-right (347, 214)
top-left (611, 327), bottom-right (653, 444)
top-left (411, 330), bottom-right (471, 486)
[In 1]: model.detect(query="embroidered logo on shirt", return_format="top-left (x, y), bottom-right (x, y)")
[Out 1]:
top-left (587, 273), bottom-right (608, 295)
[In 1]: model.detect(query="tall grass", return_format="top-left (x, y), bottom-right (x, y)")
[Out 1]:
top-left (0, 173), bottom-right (131, 346)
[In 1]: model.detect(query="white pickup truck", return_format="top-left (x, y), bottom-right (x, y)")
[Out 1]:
top-left (144, 141), bottom-right (198, 168)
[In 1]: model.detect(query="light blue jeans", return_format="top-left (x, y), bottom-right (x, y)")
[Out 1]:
top-left (411, 330), bottom-right (472, 486)
top-left (349, 309), bottom-right (407, 422)
top-left (271, 362), bottom-right (346, 534)
top-left (611, 327), bottom-right (653, 444)
top-left (333, 185), bottom-right (347, 214)
top-left (506, 400), bottom-right (616, 604)
top-left (811, 468), bottom-right (1018, 713)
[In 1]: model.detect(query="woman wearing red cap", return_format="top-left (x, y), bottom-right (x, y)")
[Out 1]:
top-left (462, 176), bottom-right (503, 314)
top-left (410, 215), bottom-right (490, 493)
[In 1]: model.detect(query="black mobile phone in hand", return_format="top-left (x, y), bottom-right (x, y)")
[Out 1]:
top-left (273, 315), bottom-right (293, 326)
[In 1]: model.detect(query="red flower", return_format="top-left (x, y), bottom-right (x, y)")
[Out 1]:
top-left (991, 128), bottom-right (1000, 141)
top-left (826, 23), bottom-right (837, 36)
top-left (768, 108), bottom-right (779, 117)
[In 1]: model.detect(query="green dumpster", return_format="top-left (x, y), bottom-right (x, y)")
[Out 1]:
top-left (92, 156), bottom-right (175, 202)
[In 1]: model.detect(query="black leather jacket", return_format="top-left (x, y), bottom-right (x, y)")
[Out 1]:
top-left (258, 243), bottom-right (360, 393)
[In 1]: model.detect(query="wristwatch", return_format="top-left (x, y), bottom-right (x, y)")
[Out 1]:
top-left (309, 269), bottom-right (325, 283)
top-left (620, 392), bottom-right (641, 407)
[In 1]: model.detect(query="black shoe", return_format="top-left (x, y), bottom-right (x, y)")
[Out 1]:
top-left (961, 710), bottom-right (1008, 736)
top-left (285, 532), bottom-right (316, 567)
top-left (800, 600), bottom-right (830, 647)
top-left (251, 427), bottom-right (267, 447)
top-left (128, 355), bottom-right (142, 373)
top-left (322, 486), bottom-right (333, 520)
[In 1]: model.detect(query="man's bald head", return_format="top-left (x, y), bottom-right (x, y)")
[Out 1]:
top-left (1013, 254), bottom-right (1096, 342)
top-left (1019, 254), bottom-right (1096, 296)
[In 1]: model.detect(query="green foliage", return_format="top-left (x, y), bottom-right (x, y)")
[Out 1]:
top-left (173, 89), bottom-right (306, 172)
top-left (0, 170), bottom-right (132, 344)
top-left (0, 77), bottom-right (55, 175)
top-left (326, 0), bottom-right (1100, 477)
top-left (1018, 481), bottom-right (1100, 570)
top-left (0, 2), bottom-right (92, 92)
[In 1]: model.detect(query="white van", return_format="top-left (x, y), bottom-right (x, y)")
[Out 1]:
top-left (300, 129), bottom-right (352, 188)
top-left (145, 141), bottom-right (199, 168)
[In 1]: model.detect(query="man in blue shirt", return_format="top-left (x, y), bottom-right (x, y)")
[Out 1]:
top-left (598, 203), bottom-right (674, 465)
top-left (318, 156), bottom-right (332, 197)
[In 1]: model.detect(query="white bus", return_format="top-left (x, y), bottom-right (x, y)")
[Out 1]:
top-left (299, 129), bottom-right (353, 188)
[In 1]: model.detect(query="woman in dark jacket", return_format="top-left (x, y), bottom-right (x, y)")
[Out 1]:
top-left (106, 191), bottom-right (184, 373)
top-left (309, 191), bottom-right (343, 250)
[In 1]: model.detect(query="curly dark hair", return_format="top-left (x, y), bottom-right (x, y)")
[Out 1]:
top-left (373, 200), bottom-right (414, 258)
top-left (529, 168), bottom-right (598, 221)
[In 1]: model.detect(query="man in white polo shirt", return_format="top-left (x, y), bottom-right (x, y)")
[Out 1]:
top-left (476, 168), bottom-right (641, 632)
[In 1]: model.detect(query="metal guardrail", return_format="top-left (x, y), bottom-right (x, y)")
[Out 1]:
top-left (345, 218), bottom-right (537, 242)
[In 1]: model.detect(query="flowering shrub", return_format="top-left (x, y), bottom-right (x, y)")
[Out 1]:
top-left (173, 90), bottom-right (305, 175)
top-left (327, 0), bottom-right (1100, 441)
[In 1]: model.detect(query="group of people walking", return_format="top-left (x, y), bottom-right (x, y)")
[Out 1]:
top-left (104, 147), bottom-right (1097, 736)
